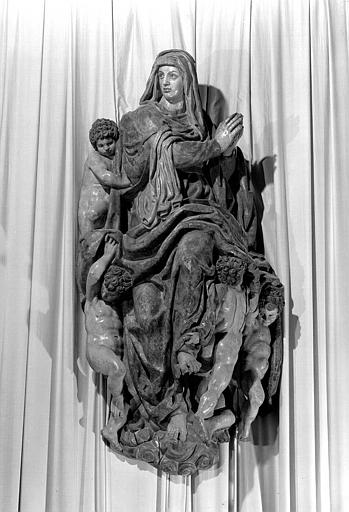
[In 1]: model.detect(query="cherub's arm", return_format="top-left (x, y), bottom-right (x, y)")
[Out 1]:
top-left (90, 164), bottom-right (131, 189)
top-left (89, 153), bottom-right (131, 189)
top-left (86, 235), bottom-right (118, 302)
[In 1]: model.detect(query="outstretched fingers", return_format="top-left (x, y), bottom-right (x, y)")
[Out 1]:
top-left (166, 414), bottom-right (187, 442)
top-left (104, 234), bottom-right (118, 257)
top-left (225, 113), bottom-right (243, 132)
top-left (105, 233), bottom-right (117, 245)
top-left (189, 359), bottom-right (202, 373)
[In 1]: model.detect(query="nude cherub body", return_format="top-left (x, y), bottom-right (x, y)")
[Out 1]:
top-left (78, 118), bottom-right (130, 239)
top-left (174, 258), bottom-right (248, 439)
top-left (84, 234), bottom-right (127, 448)
top-left (238, 301), bottom-right (279, 439)
top-left (195, 276), bottom-right (248, 438)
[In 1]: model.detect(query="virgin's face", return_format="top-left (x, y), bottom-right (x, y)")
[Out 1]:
top-left (158, 66), bottom-right (184, 104)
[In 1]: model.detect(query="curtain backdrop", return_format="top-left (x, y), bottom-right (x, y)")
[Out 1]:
top-left (1, 1), bottom-right (349, 511)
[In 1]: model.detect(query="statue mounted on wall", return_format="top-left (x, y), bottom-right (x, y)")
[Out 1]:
top-left (77, 49), bottom-right (284, 476)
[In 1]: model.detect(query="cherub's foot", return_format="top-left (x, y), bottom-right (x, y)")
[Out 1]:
top-left (237, 420), bottom-right (251, 441)
top-left (102, 403), bottom-right (129, 450)
top-left (110, 397), bottom-right (127, 420)
top-left (166, 413), bottom-right (187, 442)
top-left (102, 418), bottom-right (123, 451)
top-left (213, 427), bottom-right (231, 443)
top-left (196, 391), bottom-right (219, 420)
top-left (198, 409), bottom-right (235, 441)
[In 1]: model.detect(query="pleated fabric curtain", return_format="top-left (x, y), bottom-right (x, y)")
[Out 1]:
top-left (0, 1), bottom-right (348, 511)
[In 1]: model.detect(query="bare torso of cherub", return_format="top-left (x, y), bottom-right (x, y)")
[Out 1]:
top-left (85, 297), bottom-right (122, 348)
top-left (78, 151), bottom-right (112, 237)
top-left (237, 314), bottom-right (273, 440)
top-left (84, 297), bottom-right (127, 451)
top-left (84, 235), bottom-right (127, 450)
top-left (169, 284), bottom-right (248, 442)
top-left (199, 285), bottom-right (247, 413)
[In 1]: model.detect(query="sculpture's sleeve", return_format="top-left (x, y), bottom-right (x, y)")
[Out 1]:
top-left (171, 138), bottom-right (222, 171)
top-left (120, 111), bottom-right (156, 185)
top-left (120, 109), bottom-right (222, 182)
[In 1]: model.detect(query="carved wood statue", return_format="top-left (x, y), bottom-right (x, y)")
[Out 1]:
top-left (77, 49), bottom-right (284, 475)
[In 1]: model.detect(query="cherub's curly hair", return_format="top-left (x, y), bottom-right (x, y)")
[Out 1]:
top-left (89, 118), bottom-right (119, 150)
top-left (216, 255), bottom-right (248, 287)
top-left (102, 264), bottom-right (133, 301)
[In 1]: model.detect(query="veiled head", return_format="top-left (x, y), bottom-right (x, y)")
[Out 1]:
top-left (157, 65), bottom-right (184, 104)
top-left (140, 49), bottom-right (207, 139)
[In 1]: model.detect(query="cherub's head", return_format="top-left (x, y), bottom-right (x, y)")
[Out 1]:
top-left (258, 282), bottom-right (284, 326)
top-left (101, 264), bottom-right (133, 303)
top-left (259, 302), bottom-right (279, 326)
top-left (89, 118), bottom-right (119, 159)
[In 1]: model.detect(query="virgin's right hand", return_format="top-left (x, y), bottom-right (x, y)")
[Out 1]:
top-left (214, 113), bottom-right (244, 153)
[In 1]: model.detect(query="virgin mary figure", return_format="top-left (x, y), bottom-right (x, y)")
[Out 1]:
top-left (83, 49), bottom-right (283, 475)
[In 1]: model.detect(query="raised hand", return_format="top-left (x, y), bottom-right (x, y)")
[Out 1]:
top-left (177, 351), bottom-right (201, 375)
top-left (214, 113), bottom-right (244, 153)
top-left (104, 234), bottom-right (118, 258)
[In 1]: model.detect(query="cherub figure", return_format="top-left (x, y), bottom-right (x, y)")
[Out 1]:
top-left (237, 298), bottom-right (281, 440)
top-left (78, 118), bottom-right (130, 238)
top-left (170, 255), bottom-right (248, 438)
top-left (84, 234), bottom-right (127, 449)
top-left (193, 257), bottom-right (249, 436)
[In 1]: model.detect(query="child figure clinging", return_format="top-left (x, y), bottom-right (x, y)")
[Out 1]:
top-left (78, 118), bottom-right (130, 238)
top-left (84, 234), bottom-right (127, 449)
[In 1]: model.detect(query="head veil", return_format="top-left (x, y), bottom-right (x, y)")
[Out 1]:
top-left (140, 49), bottom-right (207, 141)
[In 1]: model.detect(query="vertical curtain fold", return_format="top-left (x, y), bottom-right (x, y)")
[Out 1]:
top-left (0, 1), bottom-right (46, 510)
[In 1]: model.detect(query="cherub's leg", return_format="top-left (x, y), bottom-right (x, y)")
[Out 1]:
top-left (87, 344), bottom-right (127, 448)
top-left (238, 378), bottom-right (264, 440)
top-left (196, 334), bottom-right (241, 420)
top-left (87, 193), bottom-right (109, 228)
top-left (203, 409), bottom-right (235, 440)
top-left (238, 344), bottom-right (270, 440)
